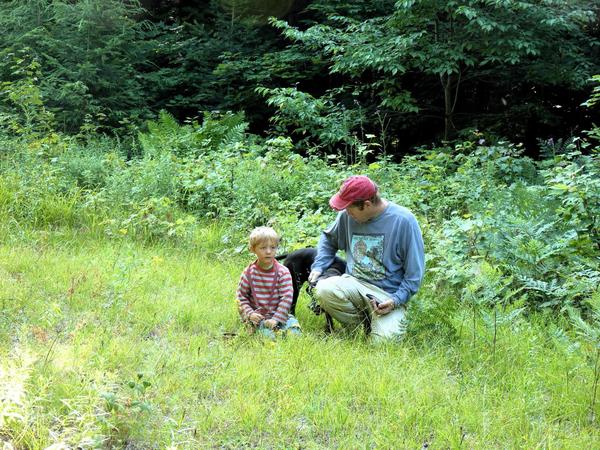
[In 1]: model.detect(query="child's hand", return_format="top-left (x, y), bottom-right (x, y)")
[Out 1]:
top-left (249, 312), bottom-right (264, 325)
top-left (263, 319), bottom-right (278, 329)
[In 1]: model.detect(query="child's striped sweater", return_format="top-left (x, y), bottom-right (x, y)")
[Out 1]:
top-left (237, 260), bottom-right (293, 324)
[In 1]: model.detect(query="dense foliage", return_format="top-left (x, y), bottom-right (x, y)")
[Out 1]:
top-left (1, 106), bottom-right (598, 314)
top-left (1, 0), bottom-right (598, 154)
top-left (0, 0), bottom-right (150, 131)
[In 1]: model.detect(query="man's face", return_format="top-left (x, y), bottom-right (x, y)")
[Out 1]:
top-left (346, 202), bottom-right (372, 223)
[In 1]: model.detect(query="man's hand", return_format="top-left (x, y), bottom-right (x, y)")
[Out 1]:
top-left (249, 312), bottom-right (264, 325)
top-left (372, 298), bottom-right (395, 316)
top-left (263, 319), bottom-right (278, 329)
top-left (308, 269), bottom-right (322, 285)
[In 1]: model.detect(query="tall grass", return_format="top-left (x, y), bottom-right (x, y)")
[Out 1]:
top-left (0, 231), bottom-right (599, 448)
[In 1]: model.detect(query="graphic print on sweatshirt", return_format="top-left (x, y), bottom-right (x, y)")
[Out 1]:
top-left (351, 233), bottom-right (385, 280)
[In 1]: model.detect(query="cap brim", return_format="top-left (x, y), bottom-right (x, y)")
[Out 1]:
top-left (329, 193), bottom-right (352, 211)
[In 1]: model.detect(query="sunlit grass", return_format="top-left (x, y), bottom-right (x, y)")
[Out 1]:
top-left (0, 229), bottom-right (599, 448)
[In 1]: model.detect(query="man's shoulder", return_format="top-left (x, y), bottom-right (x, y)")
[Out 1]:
top-left (384, 201), bottom-right (418, 223)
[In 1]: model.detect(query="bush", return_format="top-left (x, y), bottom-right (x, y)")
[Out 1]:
top-left (1, 110), bottom-right (598, 315)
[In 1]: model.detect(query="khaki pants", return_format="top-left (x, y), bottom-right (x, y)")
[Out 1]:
top-left (314, 274), bottom-right (407, 342)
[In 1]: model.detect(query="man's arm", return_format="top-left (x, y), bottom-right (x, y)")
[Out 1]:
top-left (391, 216), bottom-right (425, 306)
top-left (308, 231), bottom-right (339, 283)
top-left (311, 215), bottom-right (343, 274)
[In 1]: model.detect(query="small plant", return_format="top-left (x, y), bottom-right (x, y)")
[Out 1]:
top-left (542, 151), bottom-right (600, 252)
top-left (99, 373), bottom-right (153, 444)
top-left (0, 350), bottom-right (35, 441)
top-left (570, 294), bottom-right (600, 421)
top-left (107, 196), bottom-right (196, 242)
top-left (462, 262), bottom-right (525, 356)
top-left (256, 86), bottom-right (363, 160)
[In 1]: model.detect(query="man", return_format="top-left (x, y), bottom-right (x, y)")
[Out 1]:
top-left (308, 175), bottom-right (425, 341)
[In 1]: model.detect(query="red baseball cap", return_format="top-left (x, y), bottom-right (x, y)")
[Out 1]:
top-left (329, 175), bottom-right (378, 211)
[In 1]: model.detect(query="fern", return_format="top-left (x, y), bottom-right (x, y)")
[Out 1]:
top-left (220, 122), bottom-right (248, 148)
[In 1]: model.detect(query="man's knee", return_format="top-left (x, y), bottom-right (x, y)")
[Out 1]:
top-left (370, 307), bottom-right (407, 342)
top-left (314, 276), bottom-right (341, 303)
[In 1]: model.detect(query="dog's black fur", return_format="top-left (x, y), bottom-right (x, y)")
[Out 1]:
top-left (276, 248), bottom-right (346, 333)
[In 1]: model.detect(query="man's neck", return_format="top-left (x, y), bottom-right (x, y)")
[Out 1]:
top-left (368, 199), bottom-right (388, 220)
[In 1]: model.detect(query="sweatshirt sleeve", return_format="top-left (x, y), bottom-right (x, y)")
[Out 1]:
top-left (236, 267), bottom-right (255, 319)
top-left (272, 267), bottom-right (293, 324)
top-left (391, 216), bottom-right (425, 306)
top-left (311, 213), bottom-right (343, 272)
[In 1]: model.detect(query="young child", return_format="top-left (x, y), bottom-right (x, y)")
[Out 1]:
top-left (236, 226), bottom-right (301, 337)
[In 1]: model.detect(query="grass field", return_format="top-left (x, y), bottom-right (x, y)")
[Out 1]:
top-left (1, 228), bottom-right (599, 448)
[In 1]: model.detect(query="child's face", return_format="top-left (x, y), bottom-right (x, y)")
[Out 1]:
top-left (252, 240), bottom-right (278, 268)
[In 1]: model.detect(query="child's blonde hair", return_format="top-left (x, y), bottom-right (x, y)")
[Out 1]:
top-left (248, 226), bottom-right (280, 251)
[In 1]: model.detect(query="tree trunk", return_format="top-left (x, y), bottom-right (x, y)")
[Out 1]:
top-left (441, 71), bottom-right (461, 141)
top-left (443, 73), bottom-right (452, 141)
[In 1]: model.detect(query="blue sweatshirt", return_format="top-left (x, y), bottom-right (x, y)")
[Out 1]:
top-left (311, 202), bottom-right (425, 306)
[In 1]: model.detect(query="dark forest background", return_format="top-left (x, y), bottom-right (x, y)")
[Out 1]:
top-left (1, 0), bottom-right (598, 158)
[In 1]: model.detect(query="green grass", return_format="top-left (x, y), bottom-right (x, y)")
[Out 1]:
top-left (1, 229), bottom-right (599, 448)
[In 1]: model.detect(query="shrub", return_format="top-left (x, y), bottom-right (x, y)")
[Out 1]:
top-left (1, 110), bottom-right (598, 316)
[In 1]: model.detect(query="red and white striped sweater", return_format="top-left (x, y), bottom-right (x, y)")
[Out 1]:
top-left (237, 260), bottom-right (293, 324)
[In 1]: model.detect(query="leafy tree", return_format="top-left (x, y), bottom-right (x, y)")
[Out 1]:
top-left (0, 49), bottom-right (55, 135)
top-left (256, 86), bottom-right (361, 156)
top-left (271, 0), bottom-right (600, 149)
top-left (218, 0), bottom-right (296, 25)
top-left (0, 0), bottom-right (150, 131)
top-left (138, 0), bottom-right (302, 125)
top-left (582, 74), bottom-right (600, 142)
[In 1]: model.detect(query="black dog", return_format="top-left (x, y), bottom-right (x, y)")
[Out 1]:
top-left (276, 248), bottom-right (346, 333)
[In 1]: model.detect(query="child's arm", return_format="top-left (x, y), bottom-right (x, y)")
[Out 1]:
top-left (271, 268), bottom-right (294, 325)
top-left (236, 269), bottom-right (256, 320)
